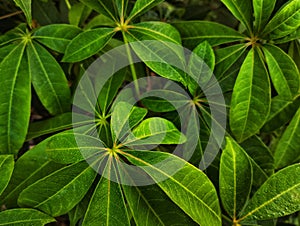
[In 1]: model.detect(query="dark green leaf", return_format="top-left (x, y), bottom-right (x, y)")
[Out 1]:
top-left (33, 24), bottom-right (82, 53)
top-left (127, 0), bottom-right (164, 21)
top-left (63, 28), bottom-right (115, 62)
top-left (0, 155), bottom-right (14, 196)
top-left (230, 48), bottom-right (271, 142)
top-left (69, 2), bottom-right (92, 26)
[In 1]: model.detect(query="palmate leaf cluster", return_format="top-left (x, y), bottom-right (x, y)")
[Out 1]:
top-left (0, 0), bottom-right (299, 225)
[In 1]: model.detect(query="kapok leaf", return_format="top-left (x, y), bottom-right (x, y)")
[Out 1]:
top-left (230, 48), bottom-right (271, 142)
top-left (239, 164), bottom-right (300, 222)
top-left (0, 155), bottom-right (14, 196)
top-left (127, 0), bottom-right (164, 21)
top-left (253, 0), bottom-right (276, 33)
top-left (172, 21), bottom-right (246, 49)
top-left (124, 117), bottom-right (186, 147)
top-left (27, 41), bottom-right (71, 115)
top-left (18, 161), bottom-right (96, 217)
top-left (220, 137), bottom-right (252, 219)
top-left (274, 107), bottom-right (300, 169)
top-left (13, 0), bottom-right (32, 26)
top-left (63, 28), bottom-right (115, 62)
top-left (121, 150), bottom-right (222, 226)
top-left (262, 0), bottom-right (300, 40)
top-left (220, 0), bottom-right (253, 33)
top-left (0, 42), bottom-right (30, 154)
top-left (0, 208), bottom-right (55, 226)
top-left (33, 24), bottom-right (82, 53)
top-left (263, 44), bottom-right (300, 100)
top-left (111, 102), bottom-right (148, 143)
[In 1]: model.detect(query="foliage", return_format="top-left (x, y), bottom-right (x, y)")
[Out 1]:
top-left (0, 0), bottom-right (299, 225)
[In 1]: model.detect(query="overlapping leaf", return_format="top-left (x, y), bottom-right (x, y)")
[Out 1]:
top-left (0, 155), bottom-right (14, 196)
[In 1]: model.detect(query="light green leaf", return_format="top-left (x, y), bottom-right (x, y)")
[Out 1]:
top-left (230, 48), bottom-right (271, 142)
top-left (18, 161), bottom-right (96, 217)
top-left (27, 41), bottom-right (71, 115)
top-left (262, 96), bottom-right (300, 132)
top-left (121, 150), bottom-right (222, 226)
top-left (263, 44), bottom-right (300, 99)
top-left (46, 132), bottom-right (105, 164)
top-left (262, 0), bottom-right (300, 40)
top-left (0, 42), bottom-right (30, 154)
top-left (123, 182), bottom-right (197, 225)
top-left (274, 107), bottom-right (300, 169)
top-left (0, 140), bottom-right (63, 207)
top-left (111, 102), bottom-right (148, 143)
top-left (127, 0), bottom-right (164, 21)
top-left (115, 0), bottom-right (129, 19)
top-left (220, 137), bottom-right (252, 218)
top-left (63, 28), bottom-right (115, 62)
top-left (188, 41), bottom-right (215, 95)
top-left (253, 0), bottom-right (276, 33)
top-left (0, 155), bottom-right (14, 196)
top-left (85, 14), bottom-right (116, 29)
top-left (239, 164), bottom-right (300, 222)
top-left (274, 28), bottom-right (300, 44)
top-left (0, 208), bottom-right (55, 226)
top-left (33, 24), bottom-right (82, 53)
top-left (172, 21), bottom-right (246, 49)
top-left (69, 2), bottom-right (92, 26)
top-left (82, 158), bottom-right (130, 226)
top-left (124, 117), bottom-right (186, 147)
top-left (13, 0), bottom-right (32, 26)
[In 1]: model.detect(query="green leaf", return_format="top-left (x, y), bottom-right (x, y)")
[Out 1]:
top-left (46, 132), bottom-right (105, 164)
top-left (127, 0), bottom-right (164, 21)
top-left (63, 28), bottom-right (115, 62)
top-left (124, 117), bottom-right (186, 147)
top-left (13, 0), bottom-right (32, 26)
top-left (0, 155), bottom-right (14, 196)
top-left (18, 161), bottom-right (96, 217)
top-left (262, 95), bottom-right (300, 132)
top-left (0, 140), bottom-right (63, 207)
top-left (69, 2), bottom-right (92, 26)
top-left (79, 0), bottom-right (118, 22)
top-left (220, 0), bottom-right (252, 33)
top-left (262, 0), bottom-right (300, 40)
top-left (33, 24), bottom-right (82, 53)
top-left (239, 164), bottom-right (300, 222)
top-left (188, 41), bottom-right (215, 95)
top-left (122, 150), bottom-right (222, 226)
top-left (82, 159), bottom-right (130, 226)
top-left (253, 0), bottom-right (276, 33)
top-left (123, 183), bottom-right (197, 225)
top-left (274, 28), bottom-right (300, 44)
top-left (172, 21), bottom-right (246, 49)
top-left (68, 190), bottom-right (91, 226)
top-left (111, 102), bottom-right (148, 143)
top-left (27, 41), bottom-right (71, 115)
top-left (0, 42), bottom-right (30, 154)
top-left (230, 48), bottom-right (271, 142)
top-left (0, 208), bottom-right (55, 226)
top-left (263, 44), bottom-right (300, 99)
top-left (219, 137), bottom-right (252, 218)
top-left (274, 107), bottom-right (300, 169)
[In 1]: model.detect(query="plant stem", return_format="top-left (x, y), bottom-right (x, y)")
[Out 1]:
top-left (122, 31), bottom-right (140, 96)
top-left (65, 0), bottom-right (71, 10)
top-left (0, 11), bottom-right (23, 20)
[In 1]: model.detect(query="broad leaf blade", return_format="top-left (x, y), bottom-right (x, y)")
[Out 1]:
top-left (274, 107), bottom-right (300, 169)
top-left (263, 44), bottom-right (300, 100)
top-left (240, 164), bottom-right (300, 222)
top-left (220, 0), bottom-right (252, 33)
top-left (122, 150), bottom-right (222, 226)
top-left (0, 155), bottom-right (14, 196)
top-left (18, 161), bottom-right (96, 217)
top-left (262, 0), bottom-right (300, 40)
top-left (13, 0), bottom-right (32, 26)
top-left (0, 208), bottom-right (55, 226)
top-left (220, 137), bottom-right (252, 218)
top-left (128, 0), bottom-right (164, 21)
top-left (0, 42), bottom-right (30, 154)
top-left (253, 0), bottom-right (276, 33)
top-left (33, 24), bottom-right (82, 53)
top-left (172, 21), bottom-right (246, 49)
top-left (27, 41), bottom-right (71, 115)
top-left (63, 28), bottom-right (115, 62)
top-left (230, 48), bottom-right (271, 142)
